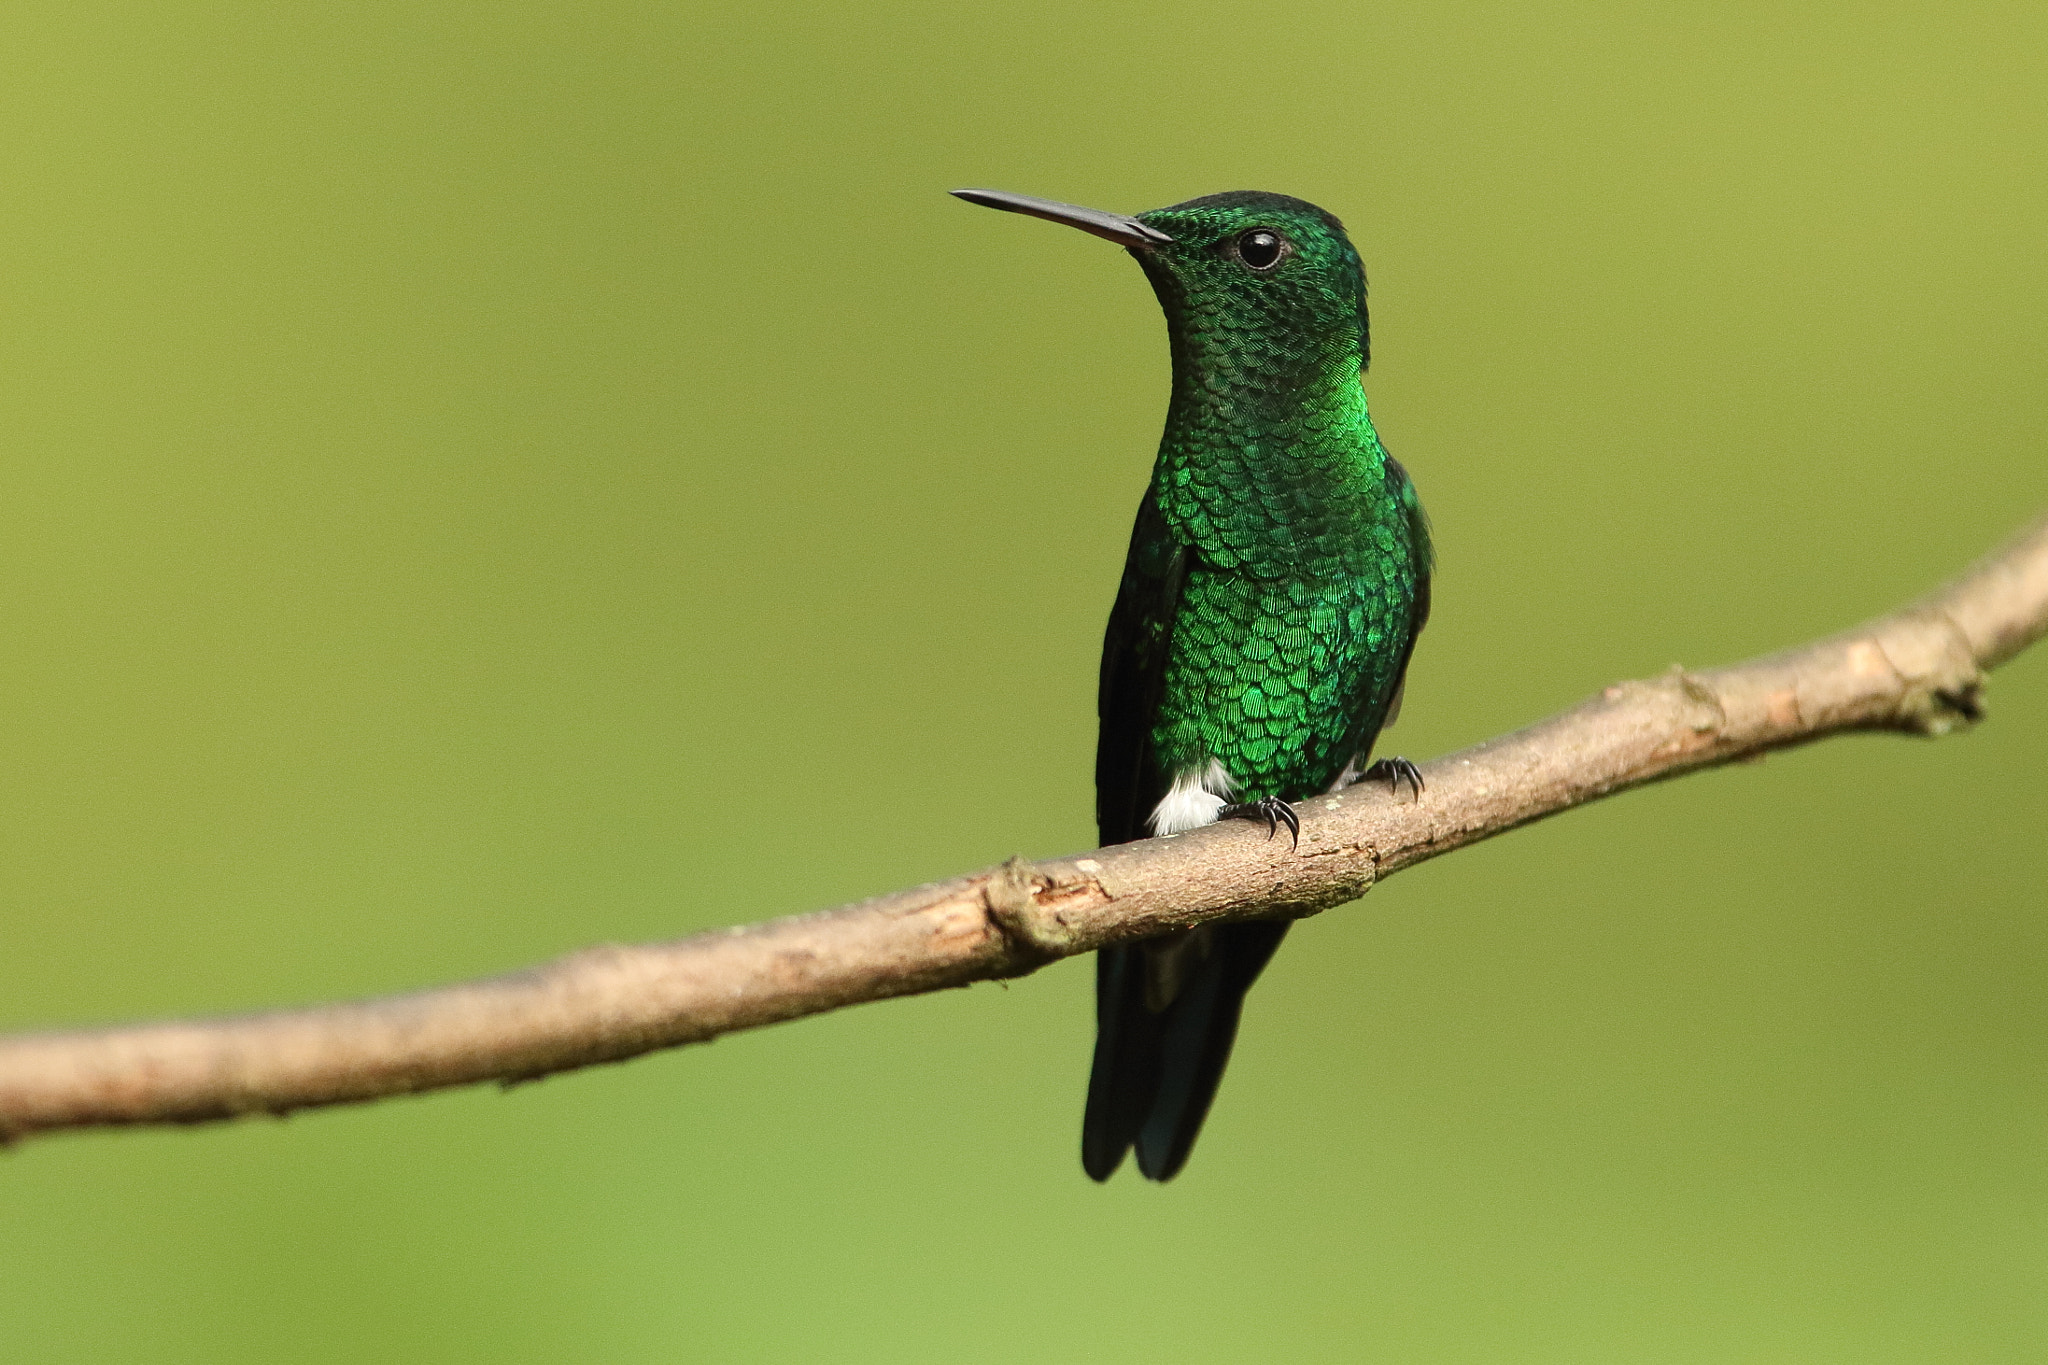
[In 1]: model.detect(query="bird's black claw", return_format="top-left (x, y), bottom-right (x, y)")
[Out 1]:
top-left (1363, 756), bottom-right (1425, 801)
top-left (1220, 796), bottom-right (1301, 850)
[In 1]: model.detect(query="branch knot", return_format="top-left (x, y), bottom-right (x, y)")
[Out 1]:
top-left (982, 856), bottom-right (1081, 967)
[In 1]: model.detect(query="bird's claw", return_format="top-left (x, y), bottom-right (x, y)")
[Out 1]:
top-left (1220, 796), bottom-right (1300, 850)
top-left (1362, 756), bottom-right (1424, 801)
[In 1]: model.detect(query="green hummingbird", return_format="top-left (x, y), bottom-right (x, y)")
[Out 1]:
top-left (954, 188), bottom-right (1432, 1181)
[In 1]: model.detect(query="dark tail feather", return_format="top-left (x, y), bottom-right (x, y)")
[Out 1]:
top-left (1081, 945), bottom-right (1162, 1181)
top-left (1081, 921), bottom-right (1291, 1182)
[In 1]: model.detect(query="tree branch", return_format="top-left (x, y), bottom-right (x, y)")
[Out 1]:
top-left (4, 516), bottom-right (2046, 1144)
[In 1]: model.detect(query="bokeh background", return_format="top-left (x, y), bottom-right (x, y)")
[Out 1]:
top-left (2, 2), bottom-right (2044, 1360)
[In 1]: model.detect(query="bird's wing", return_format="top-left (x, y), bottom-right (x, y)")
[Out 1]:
top-left (1376, 454), bottom-right (1433, 735)
top-left (1084, 491), bottom-right (1198, 1182)
top-left (1093, 492), bottom-right (1189, 847)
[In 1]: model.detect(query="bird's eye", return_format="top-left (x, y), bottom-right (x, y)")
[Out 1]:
top-left (1235, 229), bottom-right (1285, 271)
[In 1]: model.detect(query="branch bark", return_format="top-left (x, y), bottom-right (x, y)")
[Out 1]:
top-left (4, 516), bottom-right (2046, 1144)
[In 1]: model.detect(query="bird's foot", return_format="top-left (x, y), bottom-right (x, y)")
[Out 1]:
top-left (1362, 756), bottom-right (1425, 801)
top-left (1219, 796), bottom-right (1300, 849)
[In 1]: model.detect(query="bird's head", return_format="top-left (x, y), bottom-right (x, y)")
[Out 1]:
top-left (953, 188), bottom-right (1371, 376)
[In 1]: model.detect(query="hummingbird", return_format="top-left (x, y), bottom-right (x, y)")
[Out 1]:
top-left (953, 188), bottom-right (1432, 1182)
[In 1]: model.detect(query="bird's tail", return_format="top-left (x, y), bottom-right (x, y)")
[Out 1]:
top-left (1081, 920), bottom-right (1290, 1181)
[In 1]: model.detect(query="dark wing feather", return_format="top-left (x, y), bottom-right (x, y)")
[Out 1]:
top-left (1093, 494), bottom-right (1186, 846)
top-left (1374, 455), bottom-right (1433, 744)
top-left (1083, 494), bottom-right (1190, 1181)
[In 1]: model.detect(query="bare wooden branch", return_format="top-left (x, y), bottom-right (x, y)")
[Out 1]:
top-left (3, 515), bottom-right (2045, 1144)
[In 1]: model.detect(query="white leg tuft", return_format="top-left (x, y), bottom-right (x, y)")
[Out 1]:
top-left (1149, 760), bottom-right (1238, 836)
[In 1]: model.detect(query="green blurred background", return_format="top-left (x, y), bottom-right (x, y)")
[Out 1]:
top-left (1, 1), bottom-right (2044, 1360)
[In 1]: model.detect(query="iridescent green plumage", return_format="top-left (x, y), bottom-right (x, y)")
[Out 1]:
top-left (1116, 194), bottom-right (1427, 812)
top-left (955, 187), bottom-right (1432, 1182)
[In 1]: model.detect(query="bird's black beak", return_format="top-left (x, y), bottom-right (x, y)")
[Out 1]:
top-left (950, 188), bottom-right (1172, 248)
